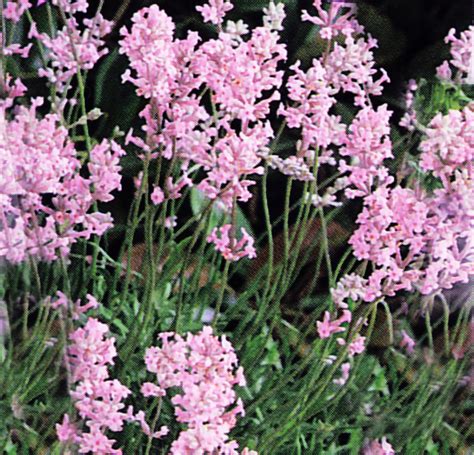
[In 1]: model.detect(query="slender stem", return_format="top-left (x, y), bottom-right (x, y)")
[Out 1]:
top-left (381, 300), bottom-right (394, 345)
top-left (283, 178), bottom-right (293, 271)
top-left (144, 397), bottom-right (163, 455)
top-left (425, 308), bottom-right (434, 353)
top-left (212, 260), bottom-right (230, 331)
top-left (261, 164), bottom-right (274, 302)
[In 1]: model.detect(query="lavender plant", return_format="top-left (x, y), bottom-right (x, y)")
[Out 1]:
top-left (0, 0), bottom-right (472, 453)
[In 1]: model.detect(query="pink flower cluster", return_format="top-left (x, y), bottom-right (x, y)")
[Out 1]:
top-left (317, 310), bottom-right (352, 339)
top-left (317, 307), bottom-right (366, 386)
top-left (119, 1), bottom-right (286, 259)
top-left (197, 0), bottom-right (233, 27)
top-left (51, 291), bottom-right (99, 320)
top-left (144, 326), bottom-right (254, 454)
top-left (349, 178), bottom-right (473, 300)
top-left (399, 79), bottom-right (418, 131)
top-left (302, 0), bottom-right (360, 41)
top-left (339, 105), bottom-right (394, 198)
top-left (436, 27), bottom-right (474, 83)
top-left (0, 98), bottom-right (124, 264)
top-left (332, 33), bottom-right (473, 306)
top-left (207, 225), bottom-right (256, 262)
top-left (30, 11), bottom-right (113, 91)
top-left (3, 0), bottom-right (33, 23)
top-left (57, 318), bottom-right (131, 454)
top-left (363, 437), bottom-right (395, 455)
top-left (419, 104), bottom-right (473, 185)
top-left (276, 0), bottom-right (389, 188)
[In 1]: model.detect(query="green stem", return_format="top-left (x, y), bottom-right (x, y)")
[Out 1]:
top-left (212, 260), bottom-right (230, 331)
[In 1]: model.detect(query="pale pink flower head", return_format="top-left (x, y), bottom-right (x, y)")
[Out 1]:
top-left (144, 326), bottom-right (248, 453)
top-left (88, 140), bottom-right (125, 203)
top-left (348, 334), bottom-right (366, 357)
top-left (37, 13), bottom-right (112, 91)
top-left (197, 0), bottom-right (233, 26)
top-left (399, 330), bottom-right (415, 354)
top-left (51, 0), bottom-right (88, 14)
top-left (302, 0), bottom-right (361, 41)
top-left (363, 436), bottom-right (395, 455)
top-left (436, 26), bottom-right (473, 82)
top-left (333, 362), bottom-right (351, 386)
top-left (419, 105), bottom-right (474, 183)
top-left (56, 414), bottom-right (80, 444)
top-left (59, 317), bottom-right (133, 454)
top-left (331, 273), bottom-right (368, 309)
top-left (77, 427), bottom-right (122, 454)
top-left (141, 382), bottom-right (166, 398)
top-left (339, 104), bottom-right (393, 198)
top-left (207, 225), bottom-right (256, 261)
top-left (263, 2), bottom-right (286, 31)
top-left (0, 99), bottom-right (121, 265)
top-left (4, 0), bottom-right (32, 23)
top-left (67, 317), bottom-right (117, 382)
top-left (317, 310), bottom-right (352, 339)
top-left (119, 5), bottom-right (177, 106)
top-left (150, 186), bottom-right (165, 205)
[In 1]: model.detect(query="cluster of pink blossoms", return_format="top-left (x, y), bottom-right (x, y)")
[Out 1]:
top-left (317, 308), bottom-right (366, 385)
top-left (436, 26), bottom-right (474, 83)
top-left (30, 11), bottom-right (113, 92)
top-left (144, 326), bottom-right (255, 454)
top-left (57, 316), bottom-right (170, 453)
top-left (4, 0), bottom-right (112, 94)
top-left (363, 437), bottom-right (395, 455)
top-left (119, 2), bottom-right (287, 260)
top-left (0, 98), bottom-right (124, 263)
top-left (50, 291), bottom-right (99, 320)
top-left (419, 104), bottom-right (473, 184)
top-left (57, 318), bottom-right (132, 454)
top-left (207, 225), bottom-right (256, 262)
top-left (338, 105), bottom-right (394, 198)
top-left (276, 0), bottom-right (390, 199)
top-left (348, 103), bottom-right (473, 300)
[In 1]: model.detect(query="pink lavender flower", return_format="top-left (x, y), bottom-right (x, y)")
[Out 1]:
top-left (196, 0), bottom-right (233, 26)
top-left (263, 2), bottom-right (286, 31)
top-left (150, 186), bottom-right (165, 206)
top-left (51, 0), bottom-right (88, 14)
top-left (363, 436), bottom-right (395, 454)
top-left (339, 334), bottom-right (366, 357)
top-left (349, 170), bottom-right (473, 299)
top-left (119, 5), bottom-right (177, 106)
top-left (331, 273), bottom-right (368, 309)
top-left (333, 362), bottom-right (351, 386)
top-left (339, 105), bottom-right (394, 198)
top-left (0, 75), bottom-right (26, 110)
top-left (0, 99), bottom-right (123, 264)
top-left (3, 0), bottom-right (32, 23)
top-left (278, 58), bottom-right (345, 153)
top-left (56, 414), bottom-right (80, 445)
top-left (207, 225), bottom-right (256, 261)
top-left (399, 330), bottom-right (415, 354)
top-left (317, 310), bottom-right (352, 339)
top-left (141, 382), bottom-right (166, 398)
top-left (399, 79), bottom-right (418, 131)
top-left (57, 318), bottom-right (139, 454)
top-left (33, 12), bottom-right (112, 91)
top-left (302, 0), bottom-right (361, 41)
top-left (88, 140), bottom-right (126, 203)
top-left (419, 105), bottom-right (474, 184)
top-left (436, 27), bottom-right (473, 83)
top-left (144, 326), bottom-right (248, 453)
